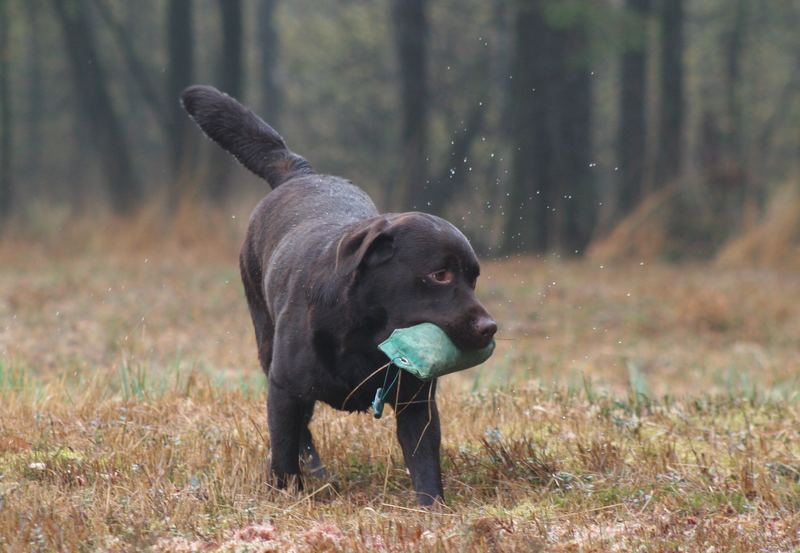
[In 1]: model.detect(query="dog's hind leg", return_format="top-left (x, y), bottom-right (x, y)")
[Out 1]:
top-left (299, 402), bottom-right (327, 478)
top-left (241, 255), bottom-right (274, 375)
top-left (267, 382), bottom-right (304, 489)
top-left (251, 304), bottom-right (274, 375)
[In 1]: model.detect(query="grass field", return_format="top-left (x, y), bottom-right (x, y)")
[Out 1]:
top-left (1, 229), bottom-right (799, 551)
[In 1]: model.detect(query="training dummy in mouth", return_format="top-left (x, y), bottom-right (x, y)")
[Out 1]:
top-left (371, 322), bottom-right (496, 418)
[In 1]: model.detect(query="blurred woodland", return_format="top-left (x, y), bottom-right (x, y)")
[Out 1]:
top-left (0, 0), bottom-right (798, 261)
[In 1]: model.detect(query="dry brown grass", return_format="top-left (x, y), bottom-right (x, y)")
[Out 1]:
top-left (589, 178), bottom-right (800, 267)
top-left (1, 216), bottom-right (799, 551)
top-left (587, 184), bottom-right (678, 262)
top-left (717, 183), bottom-right (800, 270)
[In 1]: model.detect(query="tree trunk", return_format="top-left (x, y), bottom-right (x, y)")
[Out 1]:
top-left (616, 0), bottom-right (651, 217)
top-left (655, 0), bottom-right (685, 186)
top-left (207, 0), bottom-right (244, 201)
top-left (720, 0), bottom-right (751, 217)
top-left (24, 0), bottom-right (43, 186)
top-left (503, 0), bottom-right (552, 252)
top-left (0, 0), bottom-right (11, 222)
top-left (428, 30), bottom-right (492, 215)
top-left (432, 100), bottom-right (485, 209)
top-left (52, 0), bottom-right (143, 214)
top-left (723, 0), bottom-right (746, 161)
top-left (259, 0), bottom-right (283, 129)
top-left (166, 0), bottom-right (195, 197)
top-left (92, 0), bottom-right (167, 123)
top-left (393, 0), bottom-right (429, 210)
top-left (504, 1), bottom-right (596, 254)
top-left (556, 23), bottom-right (595, 254)
top-left (218, 0), bottom-right (244, 98)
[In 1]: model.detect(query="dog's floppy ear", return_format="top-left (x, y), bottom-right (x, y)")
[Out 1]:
top-left (308, 218), bottom-right (395, 308)
top-left (336, 217), bottom-right (395, 276)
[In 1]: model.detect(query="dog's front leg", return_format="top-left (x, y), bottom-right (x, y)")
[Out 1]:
top-left (395, 381), bottom-right (444, 506)
top-left (267, 381), bottom-right (305, 489)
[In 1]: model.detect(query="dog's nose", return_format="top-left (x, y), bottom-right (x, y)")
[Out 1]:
top-left (474, 316), bottom-right (497, 338)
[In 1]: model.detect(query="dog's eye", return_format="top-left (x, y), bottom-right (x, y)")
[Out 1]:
top-left (429, 270), bottom-right (454, 284)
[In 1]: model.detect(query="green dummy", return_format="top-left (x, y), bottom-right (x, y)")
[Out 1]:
top-left (371, 323), bottom-right (495, 418)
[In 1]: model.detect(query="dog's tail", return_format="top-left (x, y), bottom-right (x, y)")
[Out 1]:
top-left (180, 85), bottom-right (312, 188)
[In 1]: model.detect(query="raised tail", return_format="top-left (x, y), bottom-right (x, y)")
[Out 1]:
top-left (180, 85), bottom-right (312, 188)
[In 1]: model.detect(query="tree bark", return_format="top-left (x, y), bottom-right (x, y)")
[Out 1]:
top-left (0, 0), bottom-right (11, 221)
top-left (393, 0), bottom-right (429, 210)
top-left (655, 0), bottom-right (685, 186)
top-left (616, 0), bottom-right (651, 217)
top-left (503, 0), bottom-right (552, 252)
top-left (723, 0), bottom-right (746, 161)
top-left (206, 0), bottom-right (244, 201)
top-left (92, 0), bottom-right (168, 123)
top-left (218, 0), bottom-right (243, 99)
top-left (166, 0), bottom-right (195, 191)
top-left (259, 0), bottom-right (283, 129)
top-left (504, 1), bottom-right (596, 254)
top-left (432, 100), bottom-right (485, 210)
top-left (556, 23), bottom-right (595, 254)
top-left (52, 0), bottom-right (143, 214)
top-left (24, 0), bottom-right (43, 184)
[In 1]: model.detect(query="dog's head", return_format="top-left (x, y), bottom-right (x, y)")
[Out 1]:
top-left (332, 212), bottom-right (497, 350)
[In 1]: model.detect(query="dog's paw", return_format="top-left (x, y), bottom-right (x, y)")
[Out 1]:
top-left (300, 453), bottom-right (330, 481)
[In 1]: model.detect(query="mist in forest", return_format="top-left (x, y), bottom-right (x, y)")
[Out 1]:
top-left (0, 0), bottom-right (798, 261)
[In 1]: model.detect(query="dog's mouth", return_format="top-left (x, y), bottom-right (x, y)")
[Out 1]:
top-left (471, 334), bottom-right (497, 350)
top-left (402, 319), bottom-right (496, 352)
top-left (451, 315), bottom-right (498, 351)
top-left (453, 334), bottom-right (495, 352)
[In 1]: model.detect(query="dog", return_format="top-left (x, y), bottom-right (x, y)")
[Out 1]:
top-left (181, 85), bottom-right (497, 506)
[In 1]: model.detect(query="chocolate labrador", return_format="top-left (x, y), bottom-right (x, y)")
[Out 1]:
top-left (181, 85), bottom-right (496, 506)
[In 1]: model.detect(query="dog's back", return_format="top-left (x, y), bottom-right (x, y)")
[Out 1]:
top-left (182, 85), bottom-right (380, 372)
top-left (181, 84), bottom-right (378, 250)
